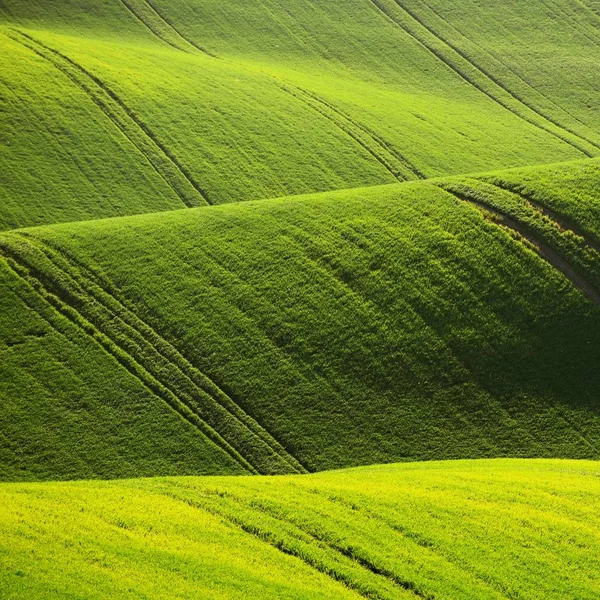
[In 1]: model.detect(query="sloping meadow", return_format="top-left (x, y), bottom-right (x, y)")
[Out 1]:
top-left (1, 158), bottom-right (599, 480)
top-left (1, 460), bottom-right (599, 599)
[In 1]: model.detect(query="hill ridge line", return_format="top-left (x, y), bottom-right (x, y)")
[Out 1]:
top-left (7, 28), bottom-right (212, 208)
top-left (366, 0), bottom-right (597, 158)
top-left (1, 233), bottom-right (307, 475)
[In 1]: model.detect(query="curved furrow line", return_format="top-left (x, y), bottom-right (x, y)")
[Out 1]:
top-left (19, 233), bottom-right (308, 475)
top-left (215, 491), bottom-right (432, 599)
top-left (296, 86), bottom-right (425, 179)
top-left (483, 179), bottom-right (600, 255)
top-left (391, 0), bottom-right (600, 154)
top-left (158, 483), bottom-right (426, 600)
top-left (436, 185), bottom-right (600, 305)
top-left (22, 233), bottom-right (307, 475)
top-left (2, 233), bottom-right (305, 475)
top-left (276, 82), bottom-right (417, 181)
top-left (0, 242), bottom-right (255, 474)
top-left (366, 0), bottom-right (596, 157)
top-left (108, 2), bottom-right (423, 181)
top-left (417, 0), bottom-right (600, 146)
top-left (119, 0), bottom-right (216, 57)
top-left (118, 0), bottom-right (194, 53)
top-left (541, 0), bottom-right (600, 46)
top-left (305, 488), bottom-right (516, 600)
top-left (8, 29), bottom-right (211, 207)
top-left (551, 0), bottom-right (600, 45)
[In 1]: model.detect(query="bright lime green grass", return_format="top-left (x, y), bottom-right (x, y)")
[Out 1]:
top-left (2, 157), bottom-right (599, 481)
top-left (1, 459), bottom-right (599, 599)
top-left (3, 0), bottom-right (600, 228)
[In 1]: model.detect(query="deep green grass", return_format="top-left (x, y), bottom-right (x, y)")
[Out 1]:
top-left (4, 0), bottom-right (600, 228)
top-left (1, 459), bottom-right (599, 599)
top-left (1, 157), bottom-right (599, 481)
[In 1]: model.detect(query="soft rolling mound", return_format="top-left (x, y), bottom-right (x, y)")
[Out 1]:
top-left (3, 0), bottom-right (600, 228)
top-left (1, 460), bottom-right (599, 599)
top-left (1, 157), bottom-right (599, 481)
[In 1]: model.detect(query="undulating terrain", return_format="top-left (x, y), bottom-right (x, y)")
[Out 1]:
top-left (1, 0), bottom-right (600, 597)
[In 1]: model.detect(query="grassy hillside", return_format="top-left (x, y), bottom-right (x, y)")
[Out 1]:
top-left (3, 0), bottom-right (600, 228)
top-left (2, 459), bottom-right (599, 599)
top-left (1, 157), bottom-right (599, 481)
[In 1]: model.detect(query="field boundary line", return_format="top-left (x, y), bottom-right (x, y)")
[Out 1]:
top-left (8, 28), bottom-right (211, 207)
top-left (0, 243), bottom-right (256, 473)
top-left (437, 184), bottom-right (600, 305)
top-left (10, 232), bottom-right (306, 475)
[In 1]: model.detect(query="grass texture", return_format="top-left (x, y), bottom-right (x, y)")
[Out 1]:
top-left (3, 0), bottom-right (600, 228)
top-left (1, 156), bottom-right (599, 481)
top-left (1, 459), bottom-right (599, 599)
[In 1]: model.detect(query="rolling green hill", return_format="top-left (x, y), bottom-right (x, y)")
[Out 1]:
top-left (4, 0), bottom-right (600, 228)
top-left (3, 1), bottom-right (600, 597)
top-left (2, 156), bottom-right (599, 481)
top-left (2, 459), bottom-right (599, 599)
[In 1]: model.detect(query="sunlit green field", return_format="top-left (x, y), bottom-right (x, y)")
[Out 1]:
top-left (2, 460), bottom-right (599, 599)
top-left (3, 0), bottom-right (600, 229)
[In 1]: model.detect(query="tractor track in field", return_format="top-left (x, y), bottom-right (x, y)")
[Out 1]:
top-left (437, 186), bottom-right (600, 305)
top-left (484, 180), bottom-right (600, 255)
top-left (366, 0), bottom-right (598, 158)
top-left (8, 29), bottom-right (211, 208)
top-left (391, 0), bottom-right (600, 155)
top-left (278, 84), bottom-right (424, 181)
top-left (159, 483), bottom-right (430, 600)
top-left (417, 0), bottom-right (600, 146)
top-left (0, 243), bottom-right (256, 475)
top-left (0, 233), bottom-right (307, 475)
top-left (548, 0), bottom-right (600, 46)
top-left (306, 488), bottom-right (516, 600)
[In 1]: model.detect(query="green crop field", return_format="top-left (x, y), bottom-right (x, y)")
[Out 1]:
top-left (2, 460), bottom-right (600, 599)
top-left (1, 0), bottom-right (600, 597)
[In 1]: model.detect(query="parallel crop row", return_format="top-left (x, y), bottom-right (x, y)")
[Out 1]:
top-left (0, 233), bottom-right (306, 475)
top-left (8, 29), bottom-right (210, 208)
top-left (368, 0), bottom-right (599, 157)
top-left (277, 83), bottom-right (423, 182)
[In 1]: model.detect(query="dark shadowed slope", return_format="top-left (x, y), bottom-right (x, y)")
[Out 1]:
top-left (1, 157), bottom-right (599, 480)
